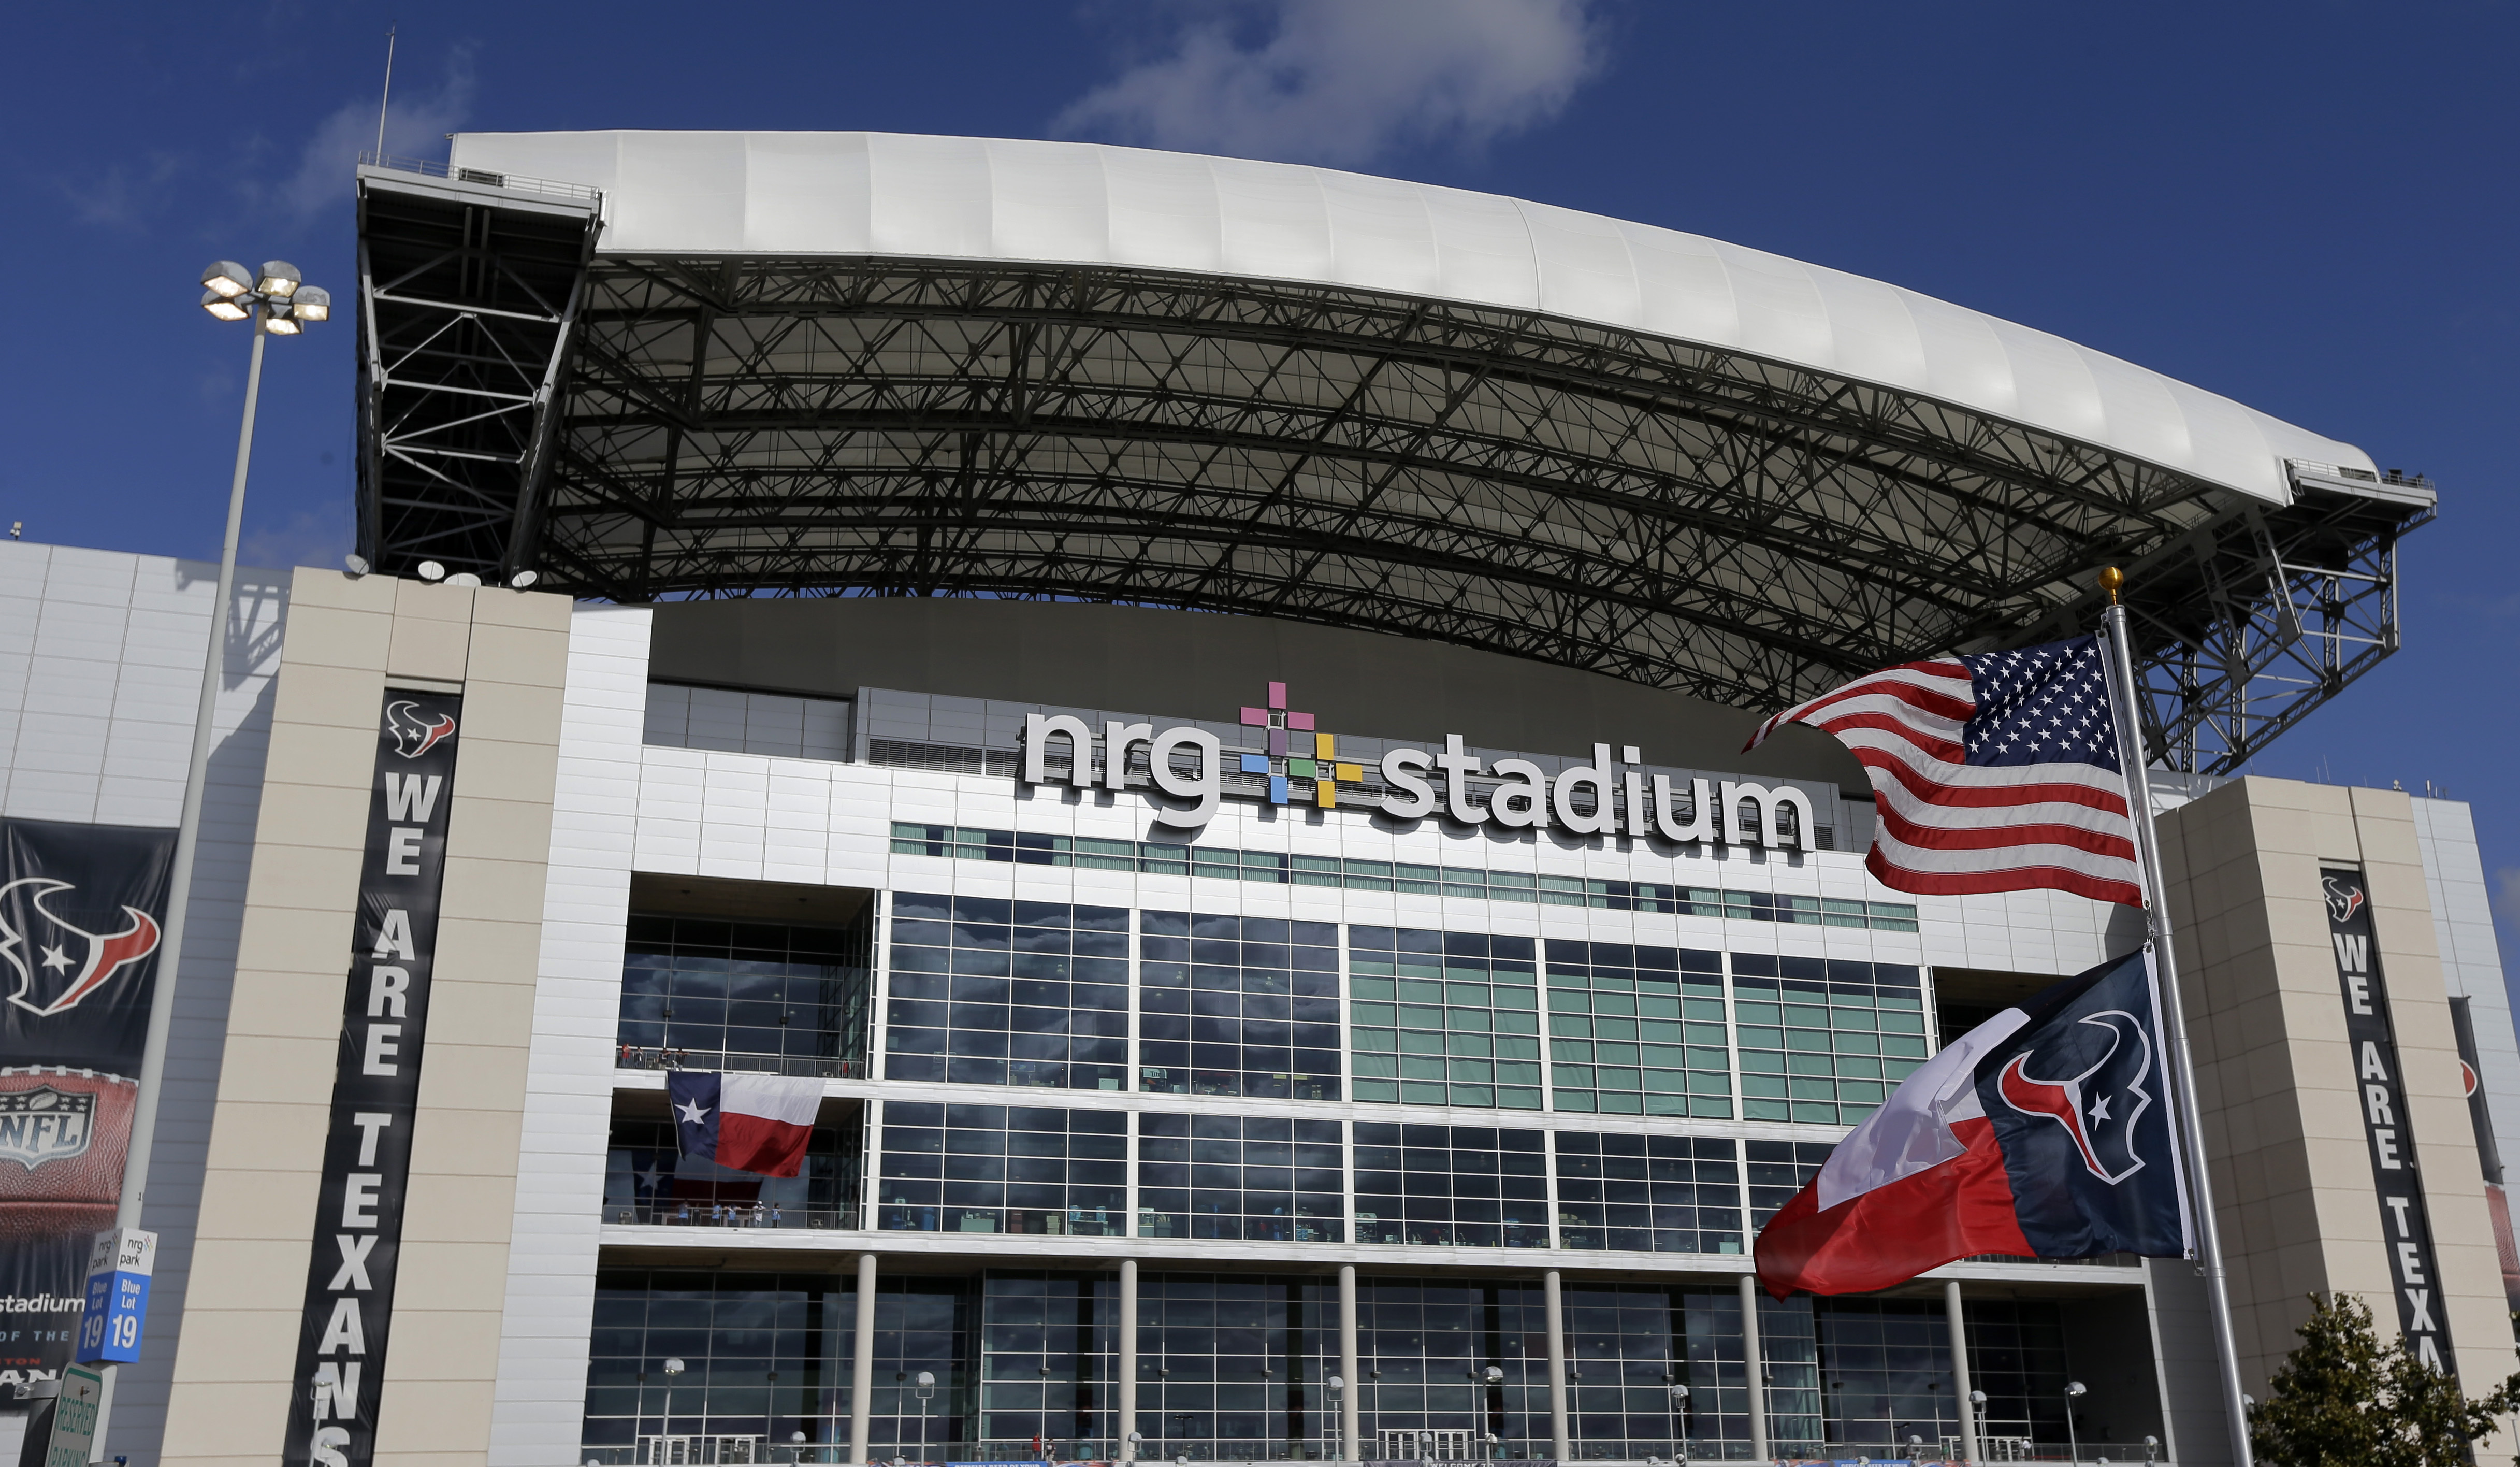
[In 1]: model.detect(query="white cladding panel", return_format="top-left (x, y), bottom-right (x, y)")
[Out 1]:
top-left (448, 129), bottom-right (2374, 505)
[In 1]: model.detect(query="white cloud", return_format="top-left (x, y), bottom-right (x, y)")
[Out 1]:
top-left (1055, 0), bottom-right (1603, 167)
top-left (274, 48), bottom-right (475, 223)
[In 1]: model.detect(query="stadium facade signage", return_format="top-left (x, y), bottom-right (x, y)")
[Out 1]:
top-left (2322, 867), bottom-right (2454, 1372)
top-left (1021, 708), bottom-right (1814, 850)
top-left (283, 692), bottom-right (462, 1466)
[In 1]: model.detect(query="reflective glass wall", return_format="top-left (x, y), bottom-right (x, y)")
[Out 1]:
top-left (579, 1270), bottom-right (2083, 1462)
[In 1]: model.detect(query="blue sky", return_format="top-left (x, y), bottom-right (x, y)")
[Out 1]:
top-left (8, 2), bottom-right (2517, 965)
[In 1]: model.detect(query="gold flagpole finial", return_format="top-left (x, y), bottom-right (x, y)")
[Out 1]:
top-left (2099, 566), bottom-right (2124, 606)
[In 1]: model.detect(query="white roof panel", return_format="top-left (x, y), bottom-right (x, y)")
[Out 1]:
top-left (450, 129), bottom-right (2374, 502)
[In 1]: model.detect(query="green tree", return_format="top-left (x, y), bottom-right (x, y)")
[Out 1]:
top-left (2251, 1292), bottom-right (2520, 1467)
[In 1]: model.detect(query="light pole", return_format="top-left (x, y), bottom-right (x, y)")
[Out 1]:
top-left (1669, 1384), bottom-right (1690, 1467)
top-left (2063, 1383), bottom-right (2085, 1467)
top-left (1968, 1390), bottom-right (1987, 1464)
top-left (664, 1356), bottom-right (687, 1448)
top-left (92, 257), bottom-right (328, 1455)
top-left (916, 1370), bottom-right (937, 1464)
top-left (1326, 1377), bottom-right (1344, 1463)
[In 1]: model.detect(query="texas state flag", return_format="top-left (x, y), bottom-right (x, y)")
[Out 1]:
top-left (1756, 949), bottom-right (2192, 1297)
top-left (667, 1072), bottom-right (823, 1178)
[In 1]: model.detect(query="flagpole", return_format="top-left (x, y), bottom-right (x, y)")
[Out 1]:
top-left (2096, 567), bottom-right (2254, 1467)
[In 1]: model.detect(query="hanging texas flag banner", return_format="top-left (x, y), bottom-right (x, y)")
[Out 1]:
top-left (667, 1072), bottom-right (822, 1178)
top-left (1756, 949), bottom-right (2191, 1297)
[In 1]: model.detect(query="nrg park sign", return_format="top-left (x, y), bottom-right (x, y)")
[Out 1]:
top-left (1021, 681), bottom-right (1816, 851)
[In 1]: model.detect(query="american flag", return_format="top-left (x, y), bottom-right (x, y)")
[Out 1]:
top-left (1745, 636), bottom-right (2142, 906)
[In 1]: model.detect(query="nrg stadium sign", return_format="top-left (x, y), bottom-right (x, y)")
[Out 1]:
top-left (1021, 681), bottom-right (1815, 850)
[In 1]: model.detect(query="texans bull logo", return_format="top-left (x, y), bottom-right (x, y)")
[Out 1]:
top-left (1996, 1009), bottom-right (2155, 1184)
top-left (2322, 876), bottom-right (2366, 925)
top-left (0, 879), bottom-right (163, 1018)
top-left (385, 699), bottom-right (457, 759)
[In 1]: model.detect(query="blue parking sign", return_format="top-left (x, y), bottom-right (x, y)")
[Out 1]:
top-left (75, 1228), bottom-right (154, 1366)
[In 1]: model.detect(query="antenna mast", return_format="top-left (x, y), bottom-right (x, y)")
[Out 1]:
top-left (374, 25), bottom-right (397, 161)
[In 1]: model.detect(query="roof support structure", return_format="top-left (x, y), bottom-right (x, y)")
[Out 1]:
top-left (355, 241), bottom-right (2431, 777)
top-left (354, 164), bottom-right (600, 579)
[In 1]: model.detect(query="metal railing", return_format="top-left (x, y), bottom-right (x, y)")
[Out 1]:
top-left (632, 1437), bottom-right (766, 1465)
top-left (616, 1045), bottom-right (867, 1080)
top-left (610, 1203), bottom-right (860, 1231)
top-left (358, 151), bottom-right (603, 202)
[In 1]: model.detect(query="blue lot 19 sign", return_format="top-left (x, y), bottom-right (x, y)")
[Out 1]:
top-left (74, 1227), bottom-right (154, 1365)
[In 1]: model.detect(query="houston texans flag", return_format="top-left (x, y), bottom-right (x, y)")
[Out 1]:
top-left (667, 1072), bottom-right (823, 1178)
top-left (1744, 636), bottom-right (2143, 907)
top-left (1755, 949), bottom-right (2191, 1297)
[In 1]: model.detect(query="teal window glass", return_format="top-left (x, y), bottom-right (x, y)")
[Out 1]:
top-left (1730, 956), bottom-right (1925, 1126)
top-left (1545, 941), bottom-right (1729, 1118)
top-left (1347, 927), bottom-right (1542, 1110)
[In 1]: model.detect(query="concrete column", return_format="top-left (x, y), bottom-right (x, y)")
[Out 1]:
top-left (1945, 1281), bottom-right (1977, 1465)
top-left (1543, 1269), bottom-right (1571, 1460)
top-left (851, 1253), bottom-right (878, 1464)
top-left (1339, 1265), bottom-right (1361, 1462)
top-left (1119, 1258), bottom-right (1139, 1462)
top-left (1739, 1275), bottom-right (1769, 1465)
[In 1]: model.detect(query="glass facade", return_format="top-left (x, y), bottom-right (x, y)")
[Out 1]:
top-left (1552, 1132), bottom-right (1743, 1255)
top-left (890, 823), bottom-right (1925, 931)
top-left (1544, 940), bottom-right (1731, 1117)
top-left (580, 1269), bottom-right (2084, 1463)
top-left (884, 894), bottom-right (1133, 1090)
top-left (1733, 956), bottom-right (1931, 1125)
top-left (1138, 912), bottom-right (1342, 1101)
top-left (619, 911), bottom-right (872, 1075)
top-left (592, 866), bottom-right (2150, 1464)
top-left (1137, 1112), bottom-right (1346, 1242)
top-left (1351, 1123), bottom-right (1549, 1248)
top-left (1745, 1139), bottom-right (1836, 1227)
top-left (1348, 928), bottom-right (1544, 1110)
top-left (875, 1103), bottom-right (1128, 1237)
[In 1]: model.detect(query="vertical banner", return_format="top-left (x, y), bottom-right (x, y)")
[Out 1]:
top-left (282, 693), bottom-right (461, 1465)
top-left (0, 818), bottom-right (173, 1400)
top-left (2322, 867), bottom-right (2455, 1371)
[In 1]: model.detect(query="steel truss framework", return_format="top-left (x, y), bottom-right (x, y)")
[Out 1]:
top-left (355, 202), bottom-right (2432, 776)
top-left (354, 169), bottom-right (600, 578)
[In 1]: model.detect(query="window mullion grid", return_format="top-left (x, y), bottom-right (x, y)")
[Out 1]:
top-left (1543, 1126), bottom-right (1562, 1253)
top-left (869, 896), bottom-right (894, 1088)
top-left (1723, 950), bottom-right (1754, 1255)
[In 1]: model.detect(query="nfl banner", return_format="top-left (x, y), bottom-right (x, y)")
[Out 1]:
top-left (0, 817), bottom-right (174, 1401)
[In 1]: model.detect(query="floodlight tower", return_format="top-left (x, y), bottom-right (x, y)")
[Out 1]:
top-left (93, 259), bottom-right (327, 1457)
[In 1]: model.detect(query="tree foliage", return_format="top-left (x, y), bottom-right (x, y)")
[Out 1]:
top-left (2251, 1292), bottom-right (2520, 1467)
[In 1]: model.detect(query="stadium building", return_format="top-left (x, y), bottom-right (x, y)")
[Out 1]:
top-left (0, 132), bottom-right (2508, 1467)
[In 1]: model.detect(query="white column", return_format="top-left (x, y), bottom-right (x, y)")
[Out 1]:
top-left (1543, 1270), bottom-right (1571, 1460)
top-left (1119, 1258), bottom-right (1140, 1462)
top-left (1339, 1264), bottom-right (1361, 1461)
top-left (1740, 1274), bottom-right (1769, 1465)
top-left (1945, 1280), bottom-right (1978, 1465)
top-left (851, 1253), bottom-right (878, 1464)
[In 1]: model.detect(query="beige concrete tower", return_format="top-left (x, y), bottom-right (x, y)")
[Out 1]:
top-left (158, 570), bottom-right (571, 1466)
top-left (2160, 776), bottom-right (2517, 1458)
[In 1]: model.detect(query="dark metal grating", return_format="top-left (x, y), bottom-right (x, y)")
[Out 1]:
top-left (356, 238), bottom-right (2434, 776)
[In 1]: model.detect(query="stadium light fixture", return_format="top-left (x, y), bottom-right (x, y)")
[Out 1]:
top-left (96, 249), bottom-right (336, 1454)
top-left (201, 260), bottom-right (253, 298)
top-left (292, 285), bottom-right (330, 322)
